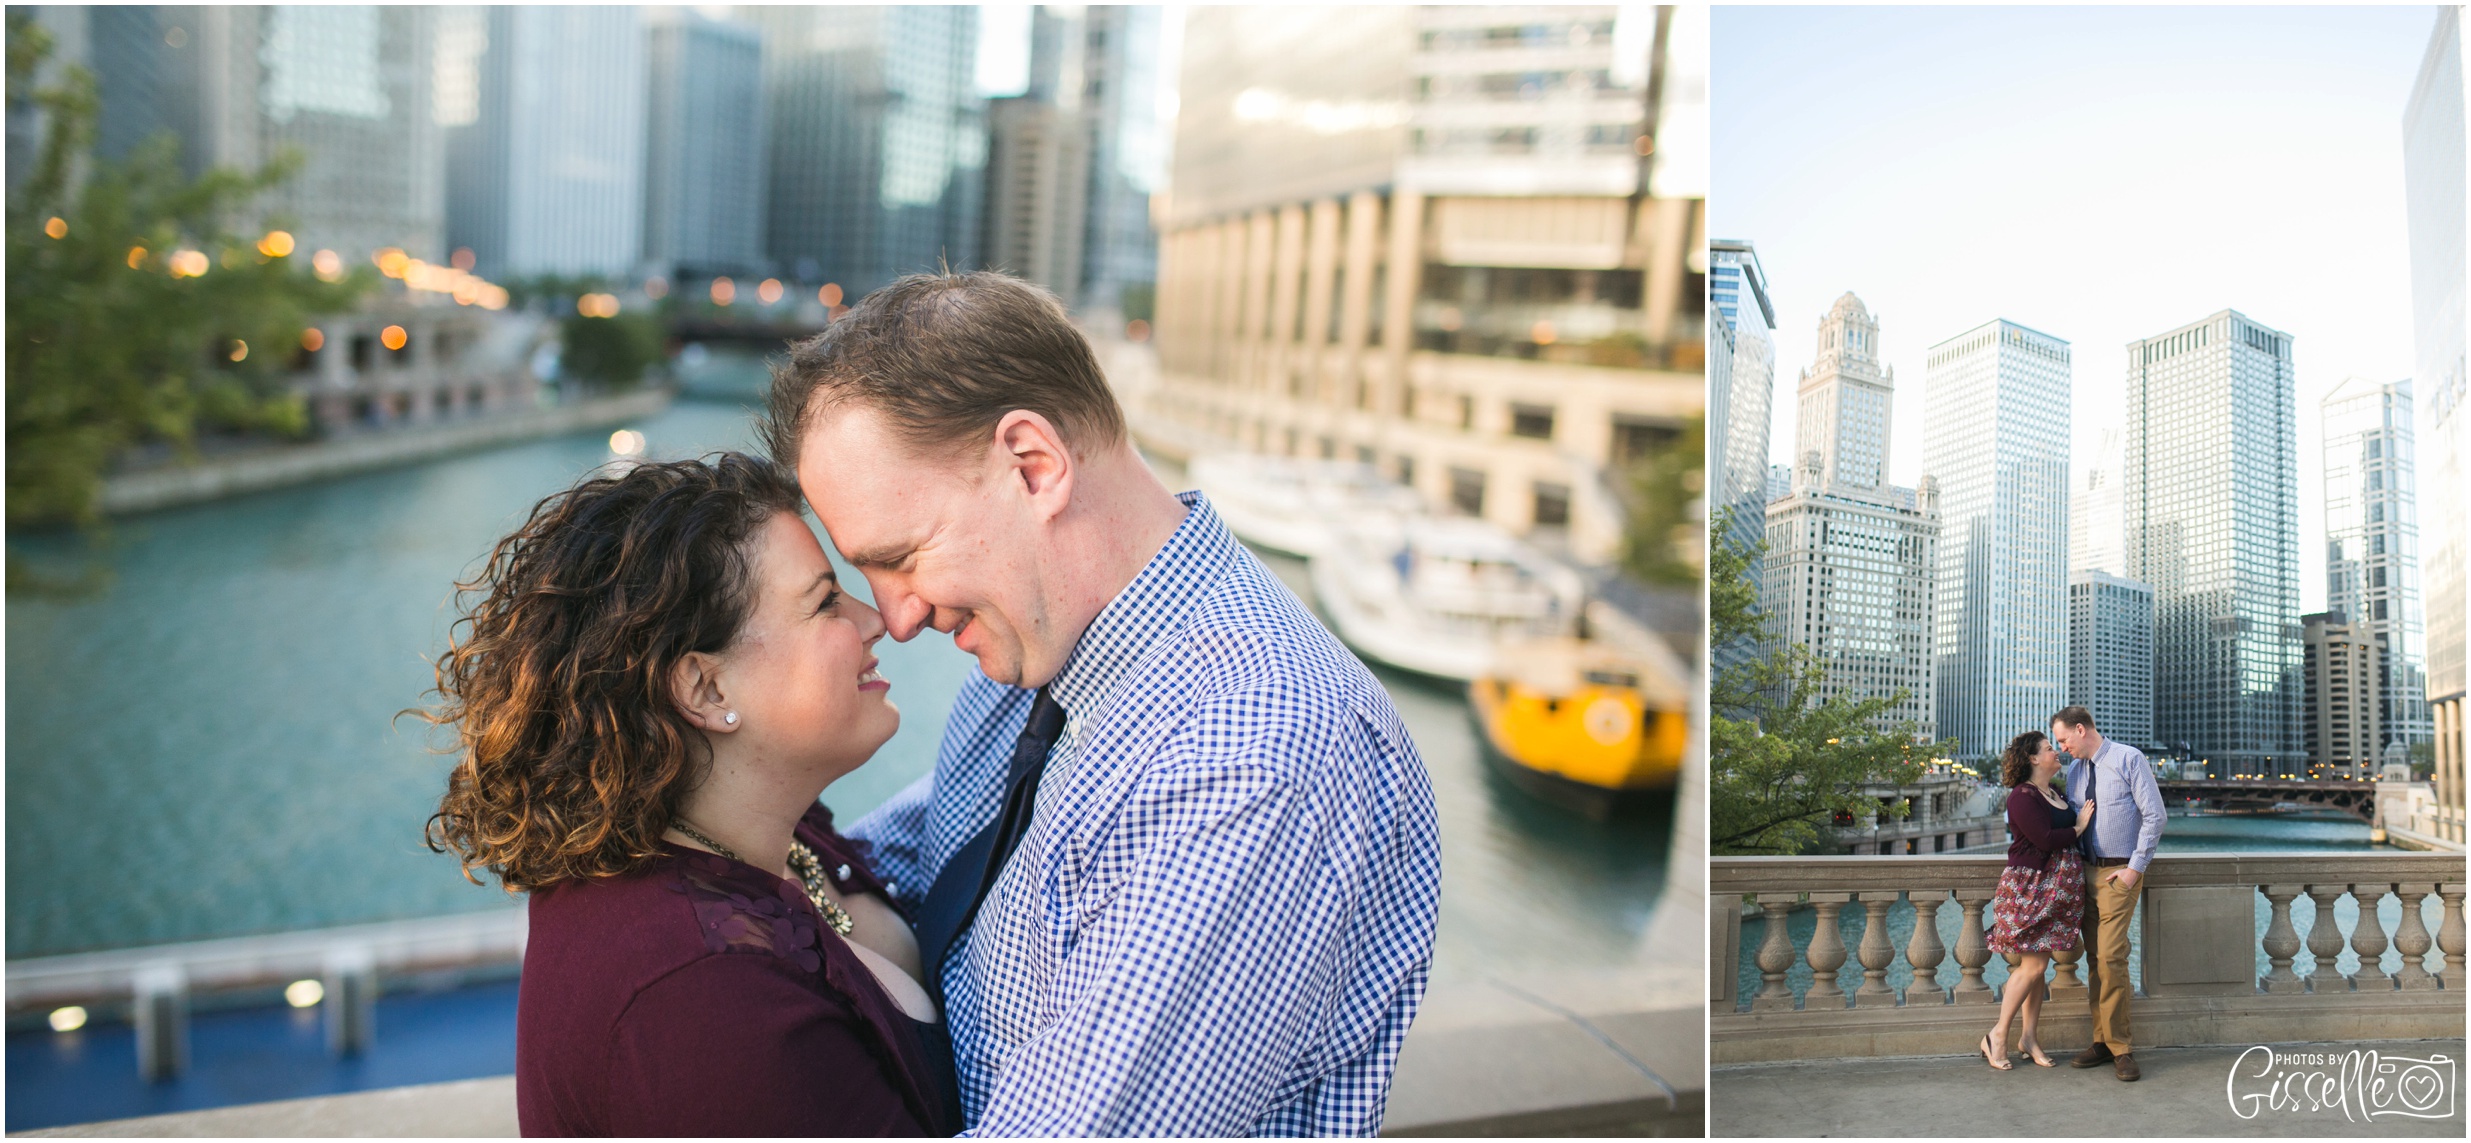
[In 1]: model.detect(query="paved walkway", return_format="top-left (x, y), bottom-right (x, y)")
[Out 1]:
top-left (1713, 1039), bottom-right (2466, 1137)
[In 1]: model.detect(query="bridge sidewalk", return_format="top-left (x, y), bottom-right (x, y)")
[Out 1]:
top-left (1712, 1038), bottom-right (2466, 1137)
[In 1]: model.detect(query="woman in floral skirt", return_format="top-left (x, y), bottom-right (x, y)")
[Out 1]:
top-left (1981, 730), bottom-right (2096, 1070)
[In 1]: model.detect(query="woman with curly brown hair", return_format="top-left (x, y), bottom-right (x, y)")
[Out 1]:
top-left (1979, 729), bottom-right (2096, 1072)
top-left (423, 452), bottom-right (956, 1136)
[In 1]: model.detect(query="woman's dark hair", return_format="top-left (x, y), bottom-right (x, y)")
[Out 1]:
top-left (421, 452), bottom-right (803, 891)
top-left (2000, 731), bottom-right (2051, 789)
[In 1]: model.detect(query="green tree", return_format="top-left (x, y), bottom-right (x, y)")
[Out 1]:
top-left (559, 308), bottom-right (666, 390)
top-left (1619, 415), bottom-right (1703, 587)
top-left (6, 16), bottom-right (372, 532)
top-left (1708, 505), bottom-right (1950, 854)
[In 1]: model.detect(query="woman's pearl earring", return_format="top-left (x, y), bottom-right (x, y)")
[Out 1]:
top-left (722, 711), bottom-right (739, 726)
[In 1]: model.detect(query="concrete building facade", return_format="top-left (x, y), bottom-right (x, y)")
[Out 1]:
top-left (445, 5), bottom-right (647, 280)
top-left (2123, 310), bottom-right (2303, 779)
top-left (1923, 318), bottom-right (2073, 764)
top-left (1145, 6), bottom-right (1703, 565)
top-left (2302, 611), bottom-right (2384, 781)
top-left (2068, 570), bottom-right (2154, 752)
top-left (642, 11), bottom-right (767, 280)
top-left (749, 5), bottom-right (986, 298)
top-left (1761, 459), bottom-right (1941, 735)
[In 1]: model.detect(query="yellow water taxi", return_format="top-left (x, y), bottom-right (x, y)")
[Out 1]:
top-left (1468, 636), bottom-right (1688, 819)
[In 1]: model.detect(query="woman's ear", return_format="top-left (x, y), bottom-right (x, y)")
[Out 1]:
top-left (668, 651), bottom-right (738, 734)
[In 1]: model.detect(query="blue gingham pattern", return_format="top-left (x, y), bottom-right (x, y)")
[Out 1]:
top-left (2063, 737), bottom-right (2166, 874)
top-left (848, 492), bottom-right (1441, 1136)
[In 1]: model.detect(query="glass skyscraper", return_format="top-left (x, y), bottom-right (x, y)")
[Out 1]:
top-left (1923, 318), bottom-right (2072, 763)
top-left (445, 5), bottom-right (647, 279)
top-left (642, 10), bottom-right (767, 279)
top-left (2123, 310), bottom-right (2302, 778)
top-left (2069, 570), bottom-right (2153, 752)
top-left (1707, 239), bottom-right (1775, 554)
top-left (2321, 376), bottom-right (2430, 763)
top-left (2403, 4), bottom-right (2463, 844)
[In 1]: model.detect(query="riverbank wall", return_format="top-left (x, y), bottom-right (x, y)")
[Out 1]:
top-left (97, 389), bottom-right (674, 517)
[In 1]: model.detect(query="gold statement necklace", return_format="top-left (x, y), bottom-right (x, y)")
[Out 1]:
top-left (671, 818), bottom-right (855, 936)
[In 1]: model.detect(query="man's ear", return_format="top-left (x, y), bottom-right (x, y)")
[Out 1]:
top-left (668, 651), bottom-right (737, 734)
top-left (992, 410), bottom-right (1075, 521)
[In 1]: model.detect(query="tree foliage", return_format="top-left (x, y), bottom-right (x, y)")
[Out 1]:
top-left (5, 15), bottom-right (372, 531)
top-left (1708, 505), bottom-right (1951, 854)
top-left (1619, 415), bottom-right (1703, 587)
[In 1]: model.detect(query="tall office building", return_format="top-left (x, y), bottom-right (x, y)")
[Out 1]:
top-left (1758, 294), bottom-right (1940, 733)
top-left (1077, 5), bottom-right (1166, 321)
top-left (21, 6), bottom-right (444, 262)
top-left (1149, 5), bottom-right (1703, 564)
top-left (2302, 611), bottom-right (2384, 780)
top-left (2123, 310), bottom-right (2302, 778)
top-left (642, 10), bottom-right (766, 280)
top-left (2322, 376), bottom-right (2431, 764)
top-left (2404, 5), bottom-right (2464, 847)
top-left (2069, 429), bottom-right (2125, 577)
top-left (1795, 294), bottom-right (1894, 495)
top-left (2068, 571), bottom-right (2153, 751)
top-left (445, 6), bottom-right (647, 279)
top-left (984, 7), bottom-right (1093, 302)
top-left (1762, 458), bottom-right (1940, 734)
top-left (751, 5), bottom-right (985, 298)
top-left (1708, 239), bottom-right (1776, 551)
top-left (1922, 318), bottom-right (2073, 763)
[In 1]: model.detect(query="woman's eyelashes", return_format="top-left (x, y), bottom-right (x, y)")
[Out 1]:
top-left (811, 587), bottom-right (842, 617)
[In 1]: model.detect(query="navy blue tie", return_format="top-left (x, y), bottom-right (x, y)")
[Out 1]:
top-left (914, 688), bottom-right (1066, 1001)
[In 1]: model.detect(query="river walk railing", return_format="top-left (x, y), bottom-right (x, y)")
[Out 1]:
top-left (1709, 854), bottom-right (2466, 1064)
top-left (6, 907), bottom-right (526, 1080)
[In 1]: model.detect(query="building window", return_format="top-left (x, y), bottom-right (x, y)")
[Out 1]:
top-left (1610, 415), bottom-right (1679, 468)
top-left (1532, 482), bottom-right (1570, 527)
top-left (1511, 403), bottom-right (1555, 440)
top-left (1449, 467), bottom-right (1487, 517)
top-left (1397, 454), bottom-right (1417, 487)
top-left (1458, 394), bottom-right (1476, 431)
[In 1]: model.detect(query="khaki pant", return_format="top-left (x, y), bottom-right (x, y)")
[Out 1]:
top-left (2079, 862), bottom-right (2142, 1053)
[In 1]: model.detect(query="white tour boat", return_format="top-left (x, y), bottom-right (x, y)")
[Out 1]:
top-left (1308, 512), bottom-right (1588, 681)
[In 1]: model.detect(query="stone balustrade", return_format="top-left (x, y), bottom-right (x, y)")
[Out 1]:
top-left (1709, 854), bottom-right (2466, 1063)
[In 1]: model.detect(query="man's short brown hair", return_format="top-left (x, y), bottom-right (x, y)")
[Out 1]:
top-left (2052, 705), bottom-right (2097, 731)
top-left (761, 270), bottom-right (1127, 470)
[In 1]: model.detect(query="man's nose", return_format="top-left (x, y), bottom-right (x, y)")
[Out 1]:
top-left (876, 584), bottom-right (931, 642)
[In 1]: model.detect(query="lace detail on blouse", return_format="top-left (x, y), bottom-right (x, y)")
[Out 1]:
top-left (665, 852), bottom-right (823, 974)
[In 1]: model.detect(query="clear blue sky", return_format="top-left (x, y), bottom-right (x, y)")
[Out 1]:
top-left (1713, 4), bottom-right (2441, 614)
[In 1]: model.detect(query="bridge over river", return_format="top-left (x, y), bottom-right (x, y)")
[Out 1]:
top-left (2161, 778), bottom-right (2382, 823)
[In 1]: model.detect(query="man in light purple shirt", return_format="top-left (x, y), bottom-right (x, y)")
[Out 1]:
top-left (2054, 704), bottom-right (2165, 1082)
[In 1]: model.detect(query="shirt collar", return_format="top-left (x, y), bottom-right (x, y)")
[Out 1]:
top-left (1045, 490), bottom-right (1235, 724)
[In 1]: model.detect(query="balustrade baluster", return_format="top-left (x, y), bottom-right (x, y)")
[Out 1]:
top-left (2051, 940), bottom-right (2085, 994)
top-left (1952, 887), bottom-right (1995, 1004)
top-left (2348, 882), bottom-right (2393, 991)
top-left (2439, 883), bottom-right (2465, 990)
top-left (2303, 885), bottom-right (2347, 994)
top-left (1805, 893), bottom-right (1851, 1006)
top-left (2394, 884), bottom-right (2437, 990)
top-left (1904, 889), bottom-right (1950, 1006)
top-left (1751, 893), bottom-right (1800, 1012)
top-left (2259, 885), bottom-right (2304, 993)
top-left (1853, 892), bottom-right (1897, 1006)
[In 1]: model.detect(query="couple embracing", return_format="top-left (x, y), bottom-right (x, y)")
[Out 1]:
top-left (1979, 707), bottom-right (2165, 1082)
top-left (423, 272), bottom-right (1441, 1136)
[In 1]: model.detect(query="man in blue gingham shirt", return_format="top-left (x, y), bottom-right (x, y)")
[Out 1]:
top-left (847, 491), bottom-right (1440, 1135)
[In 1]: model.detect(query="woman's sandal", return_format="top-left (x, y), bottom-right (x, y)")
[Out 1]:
top-left (1980, 1032), bottom-right (2014, 1071)
top-left (2022, 1041), bottom-right (2056, 1067)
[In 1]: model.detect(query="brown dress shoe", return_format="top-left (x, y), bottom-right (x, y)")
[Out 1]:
top-left (2071, 1043), bottom-right (2114, 1068)
top-left (2114, 1053), bottom-right (2140, 1082)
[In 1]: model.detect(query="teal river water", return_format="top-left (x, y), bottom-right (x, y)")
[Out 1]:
top-left (1731, 811), bottom-right (2453, 1007)
top-left (5, 394), bottom-right (1668, 984)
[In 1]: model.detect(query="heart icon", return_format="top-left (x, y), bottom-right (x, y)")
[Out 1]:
top-left (2394, 1066), bottom-right (2444, 1112)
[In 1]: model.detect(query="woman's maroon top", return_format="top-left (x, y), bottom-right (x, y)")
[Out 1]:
top-left (2004, 783), bottom-right (2081, 870)
top-left (515, 803), bottom-right (959, 1137)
